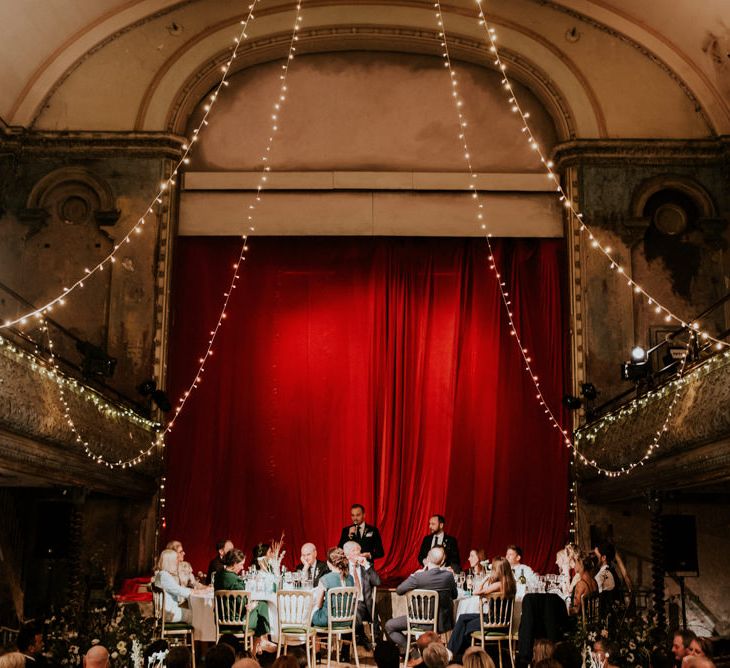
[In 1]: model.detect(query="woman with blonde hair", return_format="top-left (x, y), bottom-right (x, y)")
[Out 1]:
top-left (154, 548), bottom-right (193, 623)
top-left (463, 647), bottom-right (496, 668)
top-left (447, 557), bottom-right (516, 658)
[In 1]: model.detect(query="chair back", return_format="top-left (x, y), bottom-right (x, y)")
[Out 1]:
top-left (405, 589), bottom-right (438, 633)
top-left (478, 594), bottom-right (513, 631)
top-left (326, 587), bottom-right (357, 630)
top-left (581, 592), bottom-right (600, 626)
top-left (151, 584), bottom-right (166, 632)
top-left (277, 590), bottom-right (314, 629)
top-left (0, 627), bottom-right (19, 647)
top-left (215, 590), bottom-right (251, 629)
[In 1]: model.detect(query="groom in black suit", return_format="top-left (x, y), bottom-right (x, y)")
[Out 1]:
top-left (417, 514), bottom-right (461, 572)
top-left (338, 503), bottom-right (385, 560)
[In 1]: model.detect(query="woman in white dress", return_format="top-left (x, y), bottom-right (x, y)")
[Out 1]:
top-left (154, 548), bottom-right (193, 624)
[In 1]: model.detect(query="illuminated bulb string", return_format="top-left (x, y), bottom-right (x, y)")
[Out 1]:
top-left (0, 1), bottom-right (264, 330)
top-left (472, 0), bottom-right (728, 351)
top-left (41, 0), bottom-right (305, 469)
top-left (434, 0), bottom-right (693, 477)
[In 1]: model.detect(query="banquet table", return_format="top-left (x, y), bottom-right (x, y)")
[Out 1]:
top-left (190, 588), bottom-right (300, 642)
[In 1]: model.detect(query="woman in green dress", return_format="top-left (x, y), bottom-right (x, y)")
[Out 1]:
top-left (312, 547), bottom-right (354, 628)
top-left (214, 548), bottom-right (276, 653)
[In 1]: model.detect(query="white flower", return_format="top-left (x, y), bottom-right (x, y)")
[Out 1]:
top-left (117, 642), bottom-right (127, 651)
top-left (120, 649), bottom-right (127, 656)
top-left (627, 653), bottom-right (635, 663)
top-left (629, 641), bottom-right (637, 650)
top-left (111, 652), bottom-right (119, 659)
top-left (92, 639), bottom-right (100, 645)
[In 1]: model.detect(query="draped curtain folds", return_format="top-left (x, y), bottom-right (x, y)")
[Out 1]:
top-left (166, 237), bottom-right (569, 580)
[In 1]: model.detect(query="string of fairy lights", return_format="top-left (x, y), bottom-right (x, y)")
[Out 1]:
top-left (0, 1), bottom-right (267, 331)
top-left (473, 0), bottom-right (728, 352)
top-left (433, 1), bottom-right (703, 480)
top-left (31, 0), bottom-right (305, 472)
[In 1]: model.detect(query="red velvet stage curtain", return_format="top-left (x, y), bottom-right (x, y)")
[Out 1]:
top-left (165, 237), bottom-right (569, 580)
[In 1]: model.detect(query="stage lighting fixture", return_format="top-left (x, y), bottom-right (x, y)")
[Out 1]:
top-left (562, 394), bottom-right (582, 410)
top-left (580, 382), bottom-right (598, 401)
top-left (631, 346), bottom-right (647, 362)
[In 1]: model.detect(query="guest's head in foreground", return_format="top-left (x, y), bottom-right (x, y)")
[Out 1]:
top-left (326, 546), bottom-right (350, 577)
top-left (166, 647), bottom-right (192, 668)
top-left (0, 653), bottom-right (26, 668)
top-left (271, 656), bottom-right (299, 668)
top-left (672, 630), bottom-right (696, 664)
top-left (423, 642), bottom-right (449, 668)
top-left (683, 658), bottom-right (716, 668)
top-left (205, 644), bottom-right (235, 668)
top-left (688, 638), bottom-right (712, 659)
top-left (373, 640), bottom-right (401, 668)
top-left (533, 660), bottom-right (562, 668)
top-left (166, 540), bottom-right (185, 563)
top-left (553, 641), bottom-right (582, 668)
top-left (468, 548), bottom-right (488, 575)
top-left (505, 545), bottom-right (524, 569)
top-left (428, 515), bottom-right (446, 536)
top-left (462, 647), bottom-right (495, 668)
top-left (16, 624), bottom-right (43, 657)
top-left (217, 634), bottom-right (245, 660)
top-left (285, 647), bottom-right (308, 668)
top-left (426, 546), bottom-right (446, 568)
top-left (300, 542), bottom-right (318, 568)
top-left (84, 645), bottom-right (110, 668)
top-left (533, 639), bottom-right (556, 664)
top-left (593, 640), bottom-right (619, 668)
top-left (232, 660), bottom-right (260, 668)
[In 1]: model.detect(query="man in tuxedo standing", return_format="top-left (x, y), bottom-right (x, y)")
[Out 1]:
top-left (385, 547), bottom-right (458, 655)
top-left (343, 540), bottom-right (381, 651)
top-left (417, 515), bottom-right (461, 572)
top-left (338, 503), bottom-right (385, 561)
top-left (295, 542), bottom-right (328, 586)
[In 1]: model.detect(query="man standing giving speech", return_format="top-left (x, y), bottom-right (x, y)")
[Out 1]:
top-left (337, 503), bottom-right (385, 561)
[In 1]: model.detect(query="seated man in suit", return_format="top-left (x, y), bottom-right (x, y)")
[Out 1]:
top-left (343, 540), bottom-right (382, 651)
top-left (417, 515), bottom-right (461, 572)
top-left (295, 542), bottom-right (328, 587)
top-left (207, 538), bottom-right (234, 584)
top-left (338, 503), bottom-right (385, 561)
top-left (385, 547), bottom-right (458, 655)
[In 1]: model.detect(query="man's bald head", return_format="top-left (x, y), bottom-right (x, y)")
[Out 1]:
top-left (427, 547), bottom-right (446, 567)
top-left (84, 645), bottom-right (109, 668)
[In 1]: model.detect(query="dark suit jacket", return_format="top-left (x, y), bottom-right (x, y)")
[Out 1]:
top-left (338, 523), bottom-right (385, 560)
top-left (396, 567), bottom-right (458, 632)
top-left (417, 533), bottom-right (461, 572)
top-left (207, 555), bottom-right (225, 584)
top-left (295, 559), bottom-right (329, 587)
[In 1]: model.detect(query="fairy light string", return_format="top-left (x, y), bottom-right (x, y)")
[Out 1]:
top-left (0, 1), bottom-right (264, 330)
top-left (472, 0), bottom-right (728, 351)
top-left (35, 0), bottom-right (305, 470)
top-left (433, 0), bottom-right (695, 477)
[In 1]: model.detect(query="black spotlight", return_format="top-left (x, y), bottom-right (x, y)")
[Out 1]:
top-left (137, 379), bottom-right (172, 412)
top-left (580, 382), bottom-right (598, 401)
top-left (562, 394), bottom-right (582, 410)
top-left (76, 341), bottom-right (117, 379)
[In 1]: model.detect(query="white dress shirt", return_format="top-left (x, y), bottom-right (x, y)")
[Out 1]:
top-left (431, 532), bottom-right (445, 548)
top-left (595, 564), bottom-right (615, 592)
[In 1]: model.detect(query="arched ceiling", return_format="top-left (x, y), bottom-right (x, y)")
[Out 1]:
top-left (1, 0), bottom-right (728, 136)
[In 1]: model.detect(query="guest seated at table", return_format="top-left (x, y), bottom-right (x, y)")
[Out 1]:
top-left (166, 540), bottom-right (200, 588)
top-left (154, 549), bottom-right (193, 624)
top-left (568, 554), bottom-right (598, 616)
top-left (214, 549), bottom-right (276, 654)
top-left (312, 547), bottom-right (354, 627)
top-left (467, 549), bottom-right (488, 578)
top-left (343, 540), bottom-right (381, 650)
top-left (565, 544), bottom-right (582, 592)
top-left (208, 539), bottom-right (235, 584)
top-left (554, 548), bottom-right (572, 598)
top-left (505, 545), bottom-right (534, 583)
top-left (386, 547), bottom-right (458, 655)
top-left (446, 556), bottom-right (515, 660)
top-left (295, 542), bottom-right (328, 587)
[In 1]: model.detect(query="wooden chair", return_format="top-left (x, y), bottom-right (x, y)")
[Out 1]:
top-left (277, 590), bottom-right (316, 666)
top-left (365, 585), bottom-right (378, 644)
top-left (0, 627), bottom-right (19, 648)
top-left (402, 590), bottom-right (439, 668)
top-left (214, 590), bottom-right (254, 651)
top-left (151, 585), bottom-right (196, 668)
top-left (581, 592), bottom-right (600, 628)
top-left (315, 586), bottom-right (359, 668)
top-left (470, 594), bottom-right (514, 668)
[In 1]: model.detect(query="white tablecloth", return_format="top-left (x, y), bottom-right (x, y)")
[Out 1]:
top-left (189, 589), bottom-right (281, 642)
